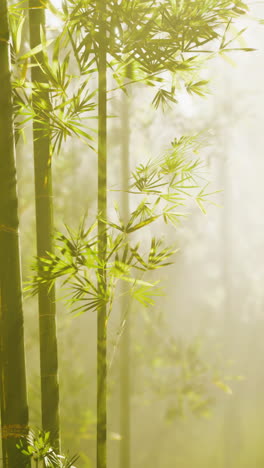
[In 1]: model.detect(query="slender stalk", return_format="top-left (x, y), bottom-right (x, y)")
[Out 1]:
top-left (28, 0), bottom-right (60, 450)
top-left (210, 90), bottom-right (241, 467)
top-left (0, 1), bottom-right (29, 466)
top-left (220, 110), bottom-right (233, 468)
top-left (97, 2), bottom-right (107, 468)
top-left (220, 106), bottom-right (242, 467)
top-left (0, 292), bottom-right (7, 468)
top-left (120, 81), bottom-right (131, 468)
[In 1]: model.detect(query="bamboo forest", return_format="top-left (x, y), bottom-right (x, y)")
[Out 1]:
top-left (1, 0), bottom-right (264, 467)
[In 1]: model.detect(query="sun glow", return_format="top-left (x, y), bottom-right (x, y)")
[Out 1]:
top-left (46, 0), bottom-right (63, 29)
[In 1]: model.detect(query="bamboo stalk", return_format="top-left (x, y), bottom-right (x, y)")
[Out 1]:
top-left (120, 76), bottom-right (131, 468)
top-left (28, 0), bottom-right (60, 450)
top-left (0, 1), bottom-right (29, 465)
top-left (0, 289), bottom-right (7, 468)
top-left (97, 1), bottom-right (107, 467)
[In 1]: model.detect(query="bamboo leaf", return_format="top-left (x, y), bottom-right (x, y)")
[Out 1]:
top-left (19, 39), bottom-right (53, 61)
top-left (126, 216), bottom-right (159, 233)
top-left (213, 380), bottom-right (233, 395)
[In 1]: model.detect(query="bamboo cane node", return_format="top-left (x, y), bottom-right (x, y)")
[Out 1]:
top-left (1, 424), bottom-right (29, 439)
top-left (41, 374), bottom-right (57, 378)
top-left (0, 224), bottom-right (18, 234)
top-left (39, 313), bottom-right (55, 317)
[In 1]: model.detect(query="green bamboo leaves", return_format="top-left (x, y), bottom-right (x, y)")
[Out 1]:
top-left (9, 1), bottom-right (253, 467)
top-left (49, 0), bottom-right (252, 111)
top-left (17, 429), bottom-right (79, 468)
top-left (129, 135), bottom-right (213, 224)
top-left (26, 131), bottom-right (207, 308)
top-left (9, 11), bottom-right (96, 154)
top-left (27, 219), bottom-right (177, 314)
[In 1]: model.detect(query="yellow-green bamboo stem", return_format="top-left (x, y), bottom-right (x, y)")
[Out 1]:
top-left (28, 0), bottom-right (60, 450)
top-left (120, 80), bottom-right (131, 468)
top-left (97, 2), bottom-right (107, 468)
top-left (0, 1), bottom-right (29, 465)
top-left (0, 292), bottom-right (7, 468)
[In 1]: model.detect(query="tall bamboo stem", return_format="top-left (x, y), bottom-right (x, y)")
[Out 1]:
top-left (28, 0), bottom-right (60, 450)
top-left (0, 292), bottom-right (7, 468)
top-left (219, 93), bottom-right (241, 467)
top-left (0, 1), bottom-right (29, 465)
top-left (97, 2), bottom-right (107, 467)
top-left (120, 82), bottom-right (131, 468)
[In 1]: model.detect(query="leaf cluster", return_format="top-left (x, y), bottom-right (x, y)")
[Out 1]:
top-left (55, 0), bottom-right (251, 108)
top-left (16, 429), bottom-right (78, 467)
top-left (9, 5), bottom-right (96, 151)
top-left (26, 130), bottom-right (219, 314)
top-left (128, 134), bottom-right (217, 226)
top-left (8, 0), bottom-right (252, 143)
top-left (134, 322), bottom-right (234, 420)
top-left (26, 212), bottom-right (176, 315)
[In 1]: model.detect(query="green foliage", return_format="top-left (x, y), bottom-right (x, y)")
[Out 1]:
top-left (8, 4), bottom-right (96, 152)
top-left (7, 0), bottom-right (252, 146)
top-left (28, 0), bottom-right (253, 117)
top-left (186, 79), bottom-right (210, 97)
top-left (8, 0), bottom-right (252, 151)
top-left (130, 134), bottom-right (213, 221)
top-left (133, 318), bottom-right (235, 421)
top-left (26, 215), bottom-right (175, 315)
top-left (25, 129), bottom-right (217, 315)
top-left (16, 429), bottom-right (79, 467)
top-left (6, 1), bottom-right (256, 466)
